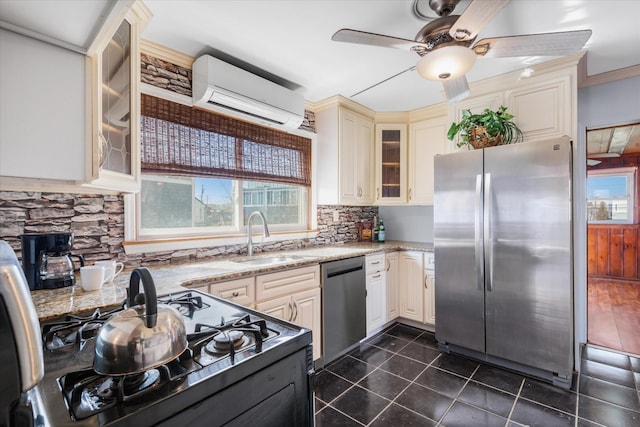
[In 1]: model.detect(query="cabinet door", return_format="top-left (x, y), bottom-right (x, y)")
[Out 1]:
top-left (398, 251), bottom-right (424, 322)
top-left (506, 76), bottom-right (571, 142)
top-left (408, 117), bottom-right (448, 205)
top-left (256, 295), bottom-right (292, 321)
top-left (366, 271), bottom-right (386, 335)
top-left (386, 252), bottom-right (399, 321)
top-left (86, 2), bottom-right (150, 192)
top-left (292, 288), bottom-right (322, 361)
top-left (424, 270), bottom-right (436, 325)
top-left (209, 277), bottom-right (255, 307)
top-left (375, 124), bottom-right (407, 204)
top-left (339, 109), bottom-right (374, 205)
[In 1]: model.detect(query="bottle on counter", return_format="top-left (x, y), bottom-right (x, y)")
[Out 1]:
top-left (378, 219), bottom-right (385, 242)
top-left (372, 216), bottom-right (379, 242)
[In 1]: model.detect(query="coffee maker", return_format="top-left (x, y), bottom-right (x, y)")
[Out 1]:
top-left (20, 232), bottom-right (85, 290)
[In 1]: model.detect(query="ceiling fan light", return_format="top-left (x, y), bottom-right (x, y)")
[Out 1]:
top-left (416, 45), bottom-right (477, 81)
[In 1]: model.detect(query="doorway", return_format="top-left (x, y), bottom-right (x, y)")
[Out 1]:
top-left (586, 122), bottom-right (640, 355)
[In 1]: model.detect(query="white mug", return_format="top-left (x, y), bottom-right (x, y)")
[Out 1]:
top-left (80, 266), bottom-right (105, 291)
top-left (94, 260), bottom-right (124, 283)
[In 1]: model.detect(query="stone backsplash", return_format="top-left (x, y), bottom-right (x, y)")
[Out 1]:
top-left (0, 191), bottom-right (376, 267)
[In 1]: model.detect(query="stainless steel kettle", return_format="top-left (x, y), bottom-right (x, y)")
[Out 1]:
top-left (93, 267), bottom-right (187, 375)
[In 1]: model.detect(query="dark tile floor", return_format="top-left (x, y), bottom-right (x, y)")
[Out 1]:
top-left (314, 323), bottom-right (640, 427)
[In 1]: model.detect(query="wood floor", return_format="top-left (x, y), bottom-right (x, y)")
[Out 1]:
top-left (588, 277), bottom-right (640, 355)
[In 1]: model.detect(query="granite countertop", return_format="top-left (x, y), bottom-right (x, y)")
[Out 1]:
top-left (31, 241), bottom-right (433, 320)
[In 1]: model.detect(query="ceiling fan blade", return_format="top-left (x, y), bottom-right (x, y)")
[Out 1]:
top-left (449, 0), bottom-right (510, 41)
top-left (351, 66), bottom-right (416, 98)
top-left (442, 76), bottom-right (471, 103)
top-left (332, 29), bottom-right (427, 51)
top-left (472, 30), bottom-right (592, 58)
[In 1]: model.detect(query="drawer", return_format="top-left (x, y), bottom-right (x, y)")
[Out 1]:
top-left (256, 265), bottom-right (320, 302)
top-left (365, 253), bottom-right (385, 275)
top-left (209, 277), bottom-right (255, 307)
top-left (424, 252), bottom-right (434, 271)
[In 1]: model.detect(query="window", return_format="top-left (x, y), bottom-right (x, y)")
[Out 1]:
top-left (135, 94), bottom-right (311, 241)
top-left (587, 168), bottom-right (636, 224)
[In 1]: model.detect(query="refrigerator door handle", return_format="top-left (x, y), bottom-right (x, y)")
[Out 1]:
top-left (484, 172), bottom-right (493, 291)
top-left (475, 174), bottom-right (484, 291)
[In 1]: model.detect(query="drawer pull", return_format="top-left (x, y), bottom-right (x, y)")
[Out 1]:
top-left (372, 273), bottom-right (381, 278)
top-left (232, 291), bottom-right (239, 297)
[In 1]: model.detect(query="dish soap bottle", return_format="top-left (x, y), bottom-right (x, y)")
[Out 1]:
top-left (378, 219), bottom-right (385, 242)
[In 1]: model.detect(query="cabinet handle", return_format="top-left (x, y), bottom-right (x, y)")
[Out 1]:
top-left (288, 302), bottom-right (293, 321)
top-left (371, 260), bottom-right (381, 265)
top-left (292, 302), bottom-right (298, 321)
top-left (232, 291), bottom-right (239, 297)
top-left (357, 186), bottom-right (363, 198)
top-left (409, 188), bottom-right (412, 201)
top-left (372, 273), bottom-right (381, 278)
top-left (386, 259), bottom-right (390, 271)
top-left (424, 274), bottom-right (428, 289)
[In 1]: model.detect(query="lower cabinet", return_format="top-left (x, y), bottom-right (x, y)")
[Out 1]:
top-left (385, 252), bottom-right (399, 321)
top-left (398, 251), bottom-right (425, 322)
top-left (365, 253), bottom-right (386, 335)
top-left (208, 277), bottom-right (255, 308)
top-left (256, 265), bottom-right (322, 361)
top-left (424, 252), bottom-right (436, 325)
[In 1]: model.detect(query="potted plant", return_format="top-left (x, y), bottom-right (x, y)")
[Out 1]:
top-left (447, 105), bottom-right (523, 149)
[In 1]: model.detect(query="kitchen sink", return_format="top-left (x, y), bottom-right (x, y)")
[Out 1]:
top-left (232, 255), bottom-right (310, 266)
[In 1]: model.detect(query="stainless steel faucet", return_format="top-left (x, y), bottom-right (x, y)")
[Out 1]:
top-left (246, 211), bottom-right (270, 256)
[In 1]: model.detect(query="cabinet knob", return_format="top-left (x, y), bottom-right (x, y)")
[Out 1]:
top-left (232, 291), bottom-right (239, 297)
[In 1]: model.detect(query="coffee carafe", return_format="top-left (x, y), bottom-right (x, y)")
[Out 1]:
top-left (20, 232), bottom-right (85, 290)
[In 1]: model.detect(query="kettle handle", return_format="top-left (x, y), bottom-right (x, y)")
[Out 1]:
top-left (128, 267), bottom-right (158, 328)
top-left (69, 254), bottom-right (85, 271)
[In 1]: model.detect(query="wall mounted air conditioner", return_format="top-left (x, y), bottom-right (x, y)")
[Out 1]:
top-left (192, 55), bottom-right (305, 130)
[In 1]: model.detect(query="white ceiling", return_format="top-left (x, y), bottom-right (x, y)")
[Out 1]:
top-left (2, 1), bottom-right (639, 112)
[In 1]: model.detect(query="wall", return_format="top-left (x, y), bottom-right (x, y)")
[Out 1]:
top-left (0, 190), bottom-right (377, 267)
top-left (378, 205), bottom-right (433, 243)
top-left (575, 75), bottom-right (640, 347)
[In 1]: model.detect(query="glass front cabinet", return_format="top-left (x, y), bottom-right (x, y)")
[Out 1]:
top-left (85, 1), bottom-right (151, 192)
top-left (375, 124), bottom-right (407, 204)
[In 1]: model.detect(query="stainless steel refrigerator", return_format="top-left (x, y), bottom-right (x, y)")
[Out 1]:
top-left (434, 137), bottom-right (573, 388)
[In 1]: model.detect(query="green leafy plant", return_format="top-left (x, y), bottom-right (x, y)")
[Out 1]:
top-left (447, 105), bottom-right (523, 149)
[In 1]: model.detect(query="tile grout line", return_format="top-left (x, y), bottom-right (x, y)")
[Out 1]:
top-left (504, 377), bottom-right (526, 425)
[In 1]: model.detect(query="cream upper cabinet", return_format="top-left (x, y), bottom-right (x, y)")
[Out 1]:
top-left (85, 1), bottom-right (151, 193)
top-left (0, 29), bottom-right (86, 184)
top-left (506, 75), bottom-right (572, 142)
top-left (385, 251), bottom-right (399, 321)
top-left (408, 116), bottom-right (448, 205)
top-left (398, 251), bottom-right (424, 322)
top-left (375, 124), bottom-right (407, 204)
top-left (316, 101), bottom-right (375, 205)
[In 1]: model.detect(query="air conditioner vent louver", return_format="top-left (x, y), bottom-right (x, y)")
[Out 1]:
top-left (192, 55), bottom-right (305, 130)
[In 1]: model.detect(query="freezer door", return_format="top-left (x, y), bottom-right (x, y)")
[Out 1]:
top-left (434, 149), bottom-right (485, 353)
top-left (484, 139), bottom-right (573, 376)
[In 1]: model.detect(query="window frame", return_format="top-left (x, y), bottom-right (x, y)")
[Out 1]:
top-left (122, 86), bottom-right (318, 254)
top-left (587, 167), bottom-right (636, 225)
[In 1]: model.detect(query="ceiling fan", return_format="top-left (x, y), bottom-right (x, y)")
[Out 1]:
top-left (332, 0), bottom-right (592, 102)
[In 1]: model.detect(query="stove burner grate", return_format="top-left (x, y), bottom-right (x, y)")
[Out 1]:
top-left (157, 291), bottom-right (209, 318)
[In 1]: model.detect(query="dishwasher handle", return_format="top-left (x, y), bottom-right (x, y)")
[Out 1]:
top-left (323, 257), bottom-right (364, 278)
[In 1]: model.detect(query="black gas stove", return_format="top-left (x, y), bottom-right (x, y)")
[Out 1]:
top-left (33, 290), bottom-right (314, 426)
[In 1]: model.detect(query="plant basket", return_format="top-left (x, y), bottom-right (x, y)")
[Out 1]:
top-left (469, 126), bottom-right (503, 149)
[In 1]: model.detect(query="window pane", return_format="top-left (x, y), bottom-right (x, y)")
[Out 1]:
top-left (141, 175), bottom-right (234, 229)
top-left (242, 182), bottom-right (302, 225)
top-left (586, 172), bottom-right (633, 223)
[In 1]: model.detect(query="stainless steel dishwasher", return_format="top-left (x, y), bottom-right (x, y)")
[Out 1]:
top-left (321, 256), bottom-right (366, 366)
